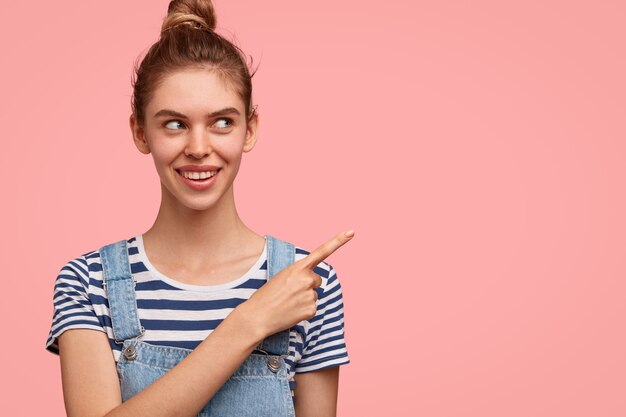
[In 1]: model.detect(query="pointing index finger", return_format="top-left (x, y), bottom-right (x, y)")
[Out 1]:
top-left (299, 230), bottom-right (355, 270)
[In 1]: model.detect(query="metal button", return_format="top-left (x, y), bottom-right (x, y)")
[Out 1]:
top-left (267, 356), bottom-right (280, 373)
top-left (123, 345), bottom-right (137, 361)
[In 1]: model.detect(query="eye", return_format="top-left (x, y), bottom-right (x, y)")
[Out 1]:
top-left (213, 118), bottom-right (233, 129)
top-left (164, 120), bottom-right (185, 130)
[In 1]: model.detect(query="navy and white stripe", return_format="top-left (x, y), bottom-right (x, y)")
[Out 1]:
top-left (46, 235), bottom-right (349, 387)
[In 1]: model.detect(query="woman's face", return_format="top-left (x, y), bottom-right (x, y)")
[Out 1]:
top-left (130, 68), bottom-right (257, 211)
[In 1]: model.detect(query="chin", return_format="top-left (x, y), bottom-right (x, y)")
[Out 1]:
top-left (180, 197), bottom-right (221, 212)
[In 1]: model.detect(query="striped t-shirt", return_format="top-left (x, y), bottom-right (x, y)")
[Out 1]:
top-left (45, 234), bottom-right (349, 389)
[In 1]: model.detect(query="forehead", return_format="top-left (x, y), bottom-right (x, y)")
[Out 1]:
top-left (148, 68), bottom-right (244, 114)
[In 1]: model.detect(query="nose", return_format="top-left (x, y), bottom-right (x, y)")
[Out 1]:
top-left (184, 127), bottom-right (213, 159)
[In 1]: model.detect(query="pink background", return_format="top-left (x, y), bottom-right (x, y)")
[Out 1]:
top-left (1, 0), bottom-right (625, 415)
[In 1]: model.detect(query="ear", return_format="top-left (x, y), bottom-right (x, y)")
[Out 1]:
top-left (130, 114), bottom-right (151, 155)
top-left (242, 112), bottom-right (259, 153)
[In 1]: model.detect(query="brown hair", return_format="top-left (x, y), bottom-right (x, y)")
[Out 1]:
top-left (131, 0), bottom-right (256, 125)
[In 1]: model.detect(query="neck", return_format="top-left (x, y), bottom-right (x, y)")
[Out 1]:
top-left (142, 182), bottom-right (262, 265)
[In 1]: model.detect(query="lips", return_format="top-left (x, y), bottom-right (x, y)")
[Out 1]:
top-left (175, 164), bottom-right (222, 181)
top-left (177, 168), bottom-right (220, 180)
top-left (176, 164), bottom-right (221, 172)
top-left (175, 167), bottom-right (221, 190)
top-left (171, 162), bottom-right (225, 192)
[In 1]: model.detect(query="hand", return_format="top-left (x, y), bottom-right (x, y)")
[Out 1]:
top-left (236, 230), bottom-right (355, 341)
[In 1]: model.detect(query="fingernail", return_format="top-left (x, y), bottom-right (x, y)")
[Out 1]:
top-left (345, 230), bottom-right (355, 238)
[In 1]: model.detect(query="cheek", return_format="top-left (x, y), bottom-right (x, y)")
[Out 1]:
top-left (149, 139), bottom-right (181, 168)
top-left (213, 137), bottom-right (246, 160)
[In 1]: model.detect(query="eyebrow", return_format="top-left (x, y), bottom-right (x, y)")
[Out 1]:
top-left (153, 107), bottom-right (241, 119)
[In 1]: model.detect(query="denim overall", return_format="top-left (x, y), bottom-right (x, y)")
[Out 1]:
top-left (99, 235), bottom-right (296, 417)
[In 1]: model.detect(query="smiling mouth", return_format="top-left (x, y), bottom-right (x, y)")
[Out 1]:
top-left (176, 168), bottom-right (221, 181)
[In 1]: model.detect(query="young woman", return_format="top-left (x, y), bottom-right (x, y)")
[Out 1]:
top-left (45, 1), bottom-right (353, 416)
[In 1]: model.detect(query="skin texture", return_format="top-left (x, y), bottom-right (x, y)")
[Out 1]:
top-left (294, 367), bottom-right (341, 417)
top-left (57, 68), bottom-right (350, 417)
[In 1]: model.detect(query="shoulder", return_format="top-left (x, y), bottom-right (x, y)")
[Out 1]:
top-left (54, 248), bottom-right (98, 293)
top-left (55, 236), bottom-right (139, 283)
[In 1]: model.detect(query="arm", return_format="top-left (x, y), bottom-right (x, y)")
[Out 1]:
top-left (293, 367), bottom-right (340, 417)
top-left (59, 307), bottom-right (263, 417)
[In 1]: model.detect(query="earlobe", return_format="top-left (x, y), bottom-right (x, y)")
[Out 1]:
top-left (129, 114), bottom-right (151, 155)
top-left (242, 114), bottom-right (259, 153)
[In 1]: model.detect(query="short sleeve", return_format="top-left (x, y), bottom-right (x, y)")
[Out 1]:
top-left (296, 263), bottom-right (350, 373)
top-left (45, 255), bottom-right (105, 355)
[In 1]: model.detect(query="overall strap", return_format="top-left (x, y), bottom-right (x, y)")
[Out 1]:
top-left (257, 235), bottom-right (294, 356)
top-left (100, 240), bottom-right (144, 343)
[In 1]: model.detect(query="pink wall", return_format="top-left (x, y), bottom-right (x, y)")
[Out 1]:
top-left (2, 0), bottom-right (625, 415)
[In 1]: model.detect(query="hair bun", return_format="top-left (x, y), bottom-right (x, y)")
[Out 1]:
top-left (161, 0), bottom-right (217, 34)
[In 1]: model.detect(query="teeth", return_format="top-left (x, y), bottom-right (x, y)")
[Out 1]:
top-left (180, 170), bottom-right (217, 180)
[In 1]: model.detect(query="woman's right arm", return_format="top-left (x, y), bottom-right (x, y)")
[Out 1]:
top-left (59, 305), bottom-right (264, 417)
top-left (58, 231), bottom-right (354, 417)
